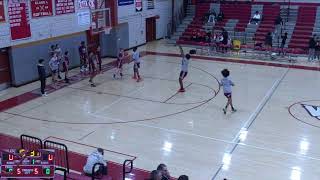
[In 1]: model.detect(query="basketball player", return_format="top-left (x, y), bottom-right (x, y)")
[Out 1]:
top-left (96, 45), bottom-right (102, 72)
top-left (113, 49), bottom-right (124, 79)
top-left (63, 51), bottom-right (70, 83)
top-left (132, 47), bottom-right (141, 82)
top-left (55, 44), bottom-right (62, 79)
top-left (79, 41), bottom-right (88, 73)
top-left (49, 53), bottom-right (59, 89)
top-left (220, 69), bottom-right (236, 114)
top-left (88, 51), bottom-right (98, 87)
top-left (178, 45), bottom-right (191, 92)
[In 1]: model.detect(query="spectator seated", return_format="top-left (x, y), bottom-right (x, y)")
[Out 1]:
top-left (83, 148), bottom-right (108, 178)
top-left (250, 11), bottom-right (262, 25)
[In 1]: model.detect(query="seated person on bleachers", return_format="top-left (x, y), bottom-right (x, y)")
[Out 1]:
top-left (157, 164), bottom-right (171, 180)
top-left (215, 33), bottom-right (224, 51)
top-left (206, 32), bottom-right (212, 42)
top-left (83, 148), bottom-right (107, 176)
top-left (250, 11), bottom-right (261, 25)
top-left (216, 11), bottom-right (224, 22)
top-left (201, 31), bottom-right (207, 42)
top-left (196, 31), bottom-right (202, 42)
top-left (191, 29), bottom-right (197, 41)
top-left (264, 32), bottom-right (273, 48)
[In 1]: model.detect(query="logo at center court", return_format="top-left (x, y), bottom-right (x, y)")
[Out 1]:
top-left (289, 100), bottom-right (320, 128)
top-left (301, 104), bottom-right (320, 120)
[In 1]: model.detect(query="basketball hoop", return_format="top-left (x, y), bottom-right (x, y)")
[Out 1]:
top-left (87, 0), bottom-right (112, 35)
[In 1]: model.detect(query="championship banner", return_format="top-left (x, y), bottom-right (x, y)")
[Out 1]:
top-left (118, 0), bottom-right (134, 6)
top-left (8, 0), bottom-right (31, 40)
top-left (135, 0), bottom-right (142, 12)
top-left (147, 0), bottom-right (154, 10)
top-left (31, 0), bottom-right (53, 18)
top-left (78, 0), bottom-right (94, 9)
top-left (0, 0), bottom-right (5, 22)
top-left (55, 0), bottom-right (75, 15)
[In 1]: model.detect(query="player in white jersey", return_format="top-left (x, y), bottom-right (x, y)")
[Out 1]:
top-left (178, 45), bottom-right (191, 93)
top-left (132, 47), bottom-right (142, 82)
top-left (220, 69), bottom-right (236, 114)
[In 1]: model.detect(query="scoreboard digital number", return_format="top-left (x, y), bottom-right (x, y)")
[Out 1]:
top-left (0, 149), bottom-right (55, 178)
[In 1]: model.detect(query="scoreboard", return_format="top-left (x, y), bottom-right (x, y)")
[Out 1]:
top-left (0, 149), bottom-right (55, 178)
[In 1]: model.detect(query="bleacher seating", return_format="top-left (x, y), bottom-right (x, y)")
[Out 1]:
top-left (254, 4), bottom-right (280, 43)
top-left (176, 1), bottom-right (320, 55)
top-left (289, 6), bottom-right (317, 49)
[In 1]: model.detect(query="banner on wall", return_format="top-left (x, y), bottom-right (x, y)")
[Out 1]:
top-left (78, 0), bottom-right (95, 9)
top-left (31, 0), bottom-right (53, 18)
top-left (118, 0), bottom-right (134, 6)
top-left (0, 0), bottom-right (5, 22)
top-left (55, 0), bottom-right (75, 15)
top-left (135, 0), bottom-right (142, 12)
top-left (147, 0), bottom-right (154, 9)
top-left (8, 0), bottom-right (31, 40)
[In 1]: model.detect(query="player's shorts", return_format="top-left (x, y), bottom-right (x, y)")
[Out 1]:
top-left (134, 63), bottom-right (140, 72)
top-left (51, 70), bottom-right (57, 74)
top-left (63, 64), bottom-right (68, 72)
top-left (224, 93), bottom-right (232, 98)
top-left (179, 71), bottom-right (188, 79)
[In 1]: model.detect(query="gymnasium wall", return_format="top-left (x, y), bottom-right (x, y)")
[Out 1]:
top-left (9, 33), bottom-right (86, 86)
top-left (0, 1), bottom-right (92, 49)
top-left (117, 0), bottom-right (172, 48)
top-left (254, 0), bottom-right (320, 3)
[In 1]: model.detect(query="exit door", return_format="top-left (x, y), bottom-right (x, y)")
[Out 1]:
top-left (146, 17), bottom-right (156, 42)
top-left (0, 48), bottom-right (11, 89)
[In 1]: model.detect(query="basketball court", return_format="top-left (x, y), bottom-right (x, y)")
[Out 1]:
top-left (1, 41), bottom-right (320, 179)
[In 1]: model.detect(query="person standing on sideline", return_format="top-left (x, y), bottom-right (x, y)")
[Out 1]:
top-left (308, 35), bottom-right (317, 62)
top-left (132, 47), bottom-right (142, 82)
top-left (96, 45), bottom-right (102, 72)
top-left (280, 32), bottom-right (288, 56)
top-left (88, 51), bottom-right (98, 87)
top-left (63, 51), bottom-right (70, 83)
top-left (221, 69), bottom-right (236, 114)
top-left (37, 59), bottom-right (47, 96)
top-left (274, 15), bottom-right (283, 37)
top-left (79, 41), bottom-right (88, 73)
top-left (55, 44), bottom-right (62, 79)
top-left (178, 45), bottom-right (191, 93)
top-left (49, 53), bottom-right (59, 89)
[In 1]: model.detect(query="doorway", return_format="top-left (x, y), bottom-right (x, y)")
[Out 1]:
top-left (146, 17), bottom-right (156, 42)
top-left (0, 48), bottom-right (11, 90)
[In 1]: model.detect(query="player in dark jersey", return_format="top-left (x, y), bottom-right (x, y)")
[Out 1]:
top-left (63, 51), bottom-right (70, 83)
top-left (88, 51), bottom-right (98, 87)
top-left (96, 45), bottom-right (102, 72)
top-left (113, 49), bottom-right (124, 79)
top-left (79, 41), bottom-right (88, 73)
